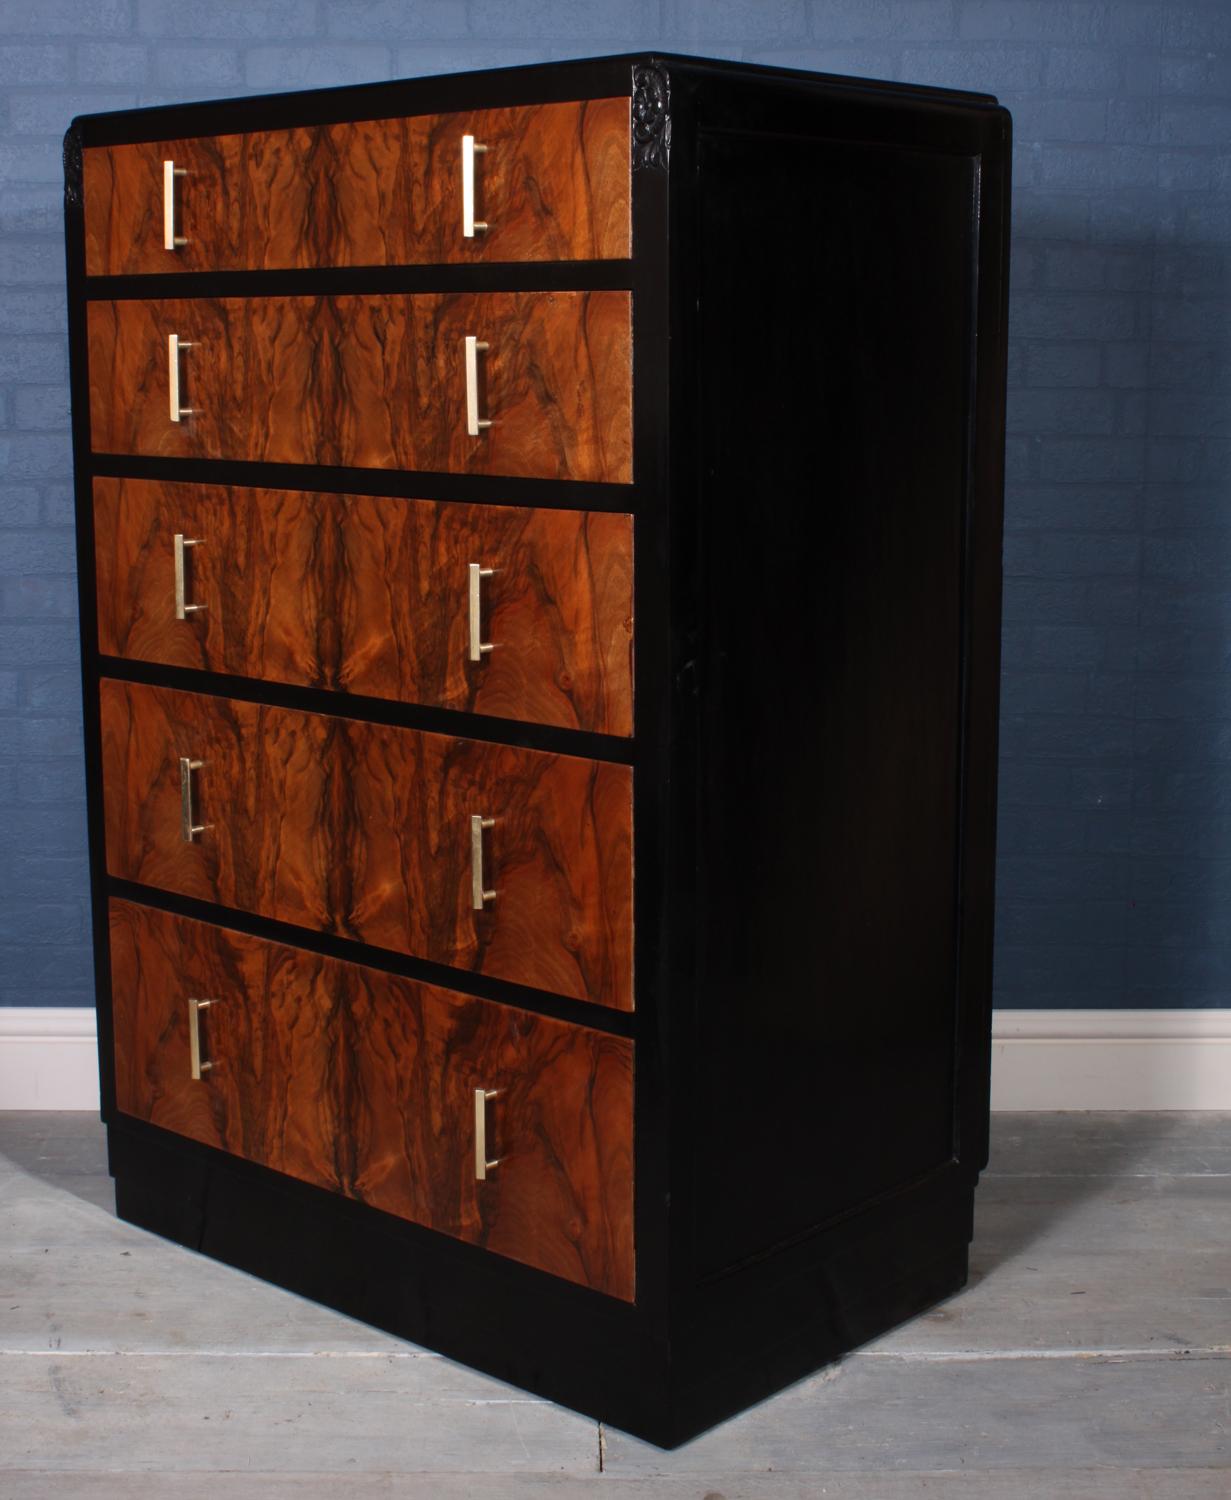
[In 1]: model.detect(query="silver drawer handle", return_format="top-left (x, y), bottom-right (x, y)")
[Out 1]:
top-left (464, 335), bottom-right (491, 436)
top-left (470, 814), bottom-right (495, 909)
top-left (173, 534), bottom-right (206, 620)
top-left (179, 755), bottom-right (209, 842)
top-left (188, 997), bottom-right (215, 1080)
top-left (474, 1087), bottom-right (500, 1179)
top-left (461, 135), bottom-right (488, 238)
top-left (168, 334), bottom-right (196, 423)
top-left (163, 160), bottom-right (187, 251)
top-left (468, 563), bottom-right (494, 662)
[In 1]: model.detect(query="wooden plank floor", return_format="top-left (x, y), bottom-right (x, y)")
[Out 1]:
top-left (1, 1112), bottom-right (1228, 1497)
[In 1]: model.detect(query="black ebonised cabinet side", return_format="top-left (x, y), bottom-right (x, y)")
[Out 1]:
top-left (65, 52), bottom-right (1010, 1447)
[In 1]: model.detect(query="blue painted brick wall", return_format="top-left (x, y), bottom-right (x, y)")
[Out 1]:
top-left (1, 1), bottom-right (1228, 1009)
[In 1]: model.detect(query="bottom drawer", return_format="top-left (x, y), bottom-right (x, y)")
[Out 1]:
top-left (108, 898), bottom-right (634, 1301)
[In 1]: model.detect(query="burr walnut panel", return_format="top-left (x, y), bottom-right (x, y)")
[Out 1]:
top-left (93, 476), bottom-right (634, 736)
top-left (87, 291), bottom-right (633, 484)
top-left (82, 98), bottom-right (631, 276)
top-left (100, 678), bottom-right (633, 1010)
top-left (109, 898), bottom-right (635, 1299)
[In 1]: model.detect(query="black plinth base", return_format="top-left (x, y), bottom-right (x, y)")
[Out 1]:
top-left (108, 1118), bottom-right (974, 1449)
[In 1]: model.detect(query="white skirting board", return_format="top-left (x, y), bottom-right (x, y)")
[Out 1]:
top-left (1, 1007), bottom-right (1229, 1112)
top-left (0, 1008), bottom-right (101, 1112)
top-left (991, 1008), bottom-right (1231, 1111)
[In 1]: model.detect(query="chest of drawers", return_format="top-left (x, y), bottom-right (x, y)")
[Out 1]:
top-left (64, 53), bottom-right (1011, 1446)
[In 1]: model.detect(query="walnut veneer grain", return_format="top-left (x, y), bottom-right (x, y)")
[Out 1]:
top-left (100, 678), bottom-right (634, 1010)
top-left (94, 476), bottom-right (634, 735)
top-left (83, 99), bottom-right (631, 274)
top-left (109, 897), bottom-right (634, 1298)
top-left (88, 292), bottom-right (633, 484)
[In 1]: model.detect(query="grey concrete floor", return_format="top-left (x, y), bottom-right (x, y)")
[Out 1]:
top-left (1, 1112), bottom-right (1228, 1498)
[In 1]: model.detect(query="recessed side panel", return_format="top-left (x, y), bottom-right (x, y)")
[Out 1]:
top-left (691, 129), bottom-right (979, 1277)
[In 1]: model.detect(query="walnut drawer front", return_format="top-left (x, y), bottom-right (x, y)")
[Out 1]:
top-left (83, 99), bottom-right (631, 276)
top-left (87, 291), bottom-right (632, 484)
top-left (109, 898), bottom-right (634, 1300)
top-left (93, 477), bottom-right (634, 737)
top-left (100, 678), bottom-right (633, 1011)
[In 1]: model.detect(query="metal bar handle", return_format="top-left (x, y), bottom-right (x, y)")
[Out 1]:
top-left (163, 160), bottom-right (187, 251)
top-left (461, 135), bottom-right (488, 237)
top-left (468, 563), bottom-right (494, 662)
top-left (470, 814), bottom-right (496, 909)
top-left (173, 534), bottom-right (206, 620)
top-left (474, 1087), bottom-right (500, 1179)
top-left (188, 997), bottom-right (214, 1080)
top-left (464, 335), bottom-right (491, 436)
top-left (168, 334), bottom-right (196, 423)
top-left (179, 756), bottom-right (208, 842)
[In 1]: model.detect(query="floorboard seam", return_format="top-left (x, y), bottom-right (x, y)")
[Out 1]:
top-left (983, 1171), bottom-right (1231, 1179)
top-left (861, 1347), bottom-right (1231, 1362)
top-left (0, 1349), bottom-right (450, 1360)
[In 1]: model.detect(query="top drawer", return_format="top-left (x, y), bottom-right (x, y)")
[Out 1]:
top-left (82, 99), bottom-right (631, 276)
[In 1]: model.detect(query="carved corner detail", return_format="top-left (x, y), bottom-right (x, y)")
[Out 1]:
top-left (63, 128), bottom-right (83, 209)
top-left (632, 63), bottom-right (670, 172)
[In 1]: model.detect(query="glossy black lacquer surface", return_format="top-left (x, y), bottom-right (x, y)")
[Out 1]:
top-left (65, 52), bottom-right (1010, 1446)
top-left (692, 130), bottom-right (974, 1275)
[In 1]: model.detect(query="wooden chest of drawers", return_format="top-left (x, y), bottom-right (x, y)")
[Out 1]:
top-left (65, 53), bottom-right (1011, 1446)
